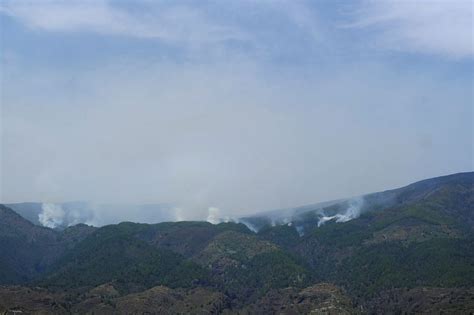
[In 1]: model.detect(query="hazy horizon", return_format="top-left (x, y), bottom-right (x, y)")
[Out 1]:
top-left (1, 0), bottom-right (473, 222)
top-left (3, 170), bottom-right (470, 210)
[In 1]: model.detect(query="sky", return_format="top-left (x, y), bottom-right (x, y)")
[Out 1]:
top-left (0, 0), bottom-right (473, 221)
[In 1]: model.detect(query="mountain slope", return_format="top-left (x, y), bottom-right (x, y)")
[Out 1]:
top-left (0, 172), bottom-right (473, 313)
top-left (0, 205), bottom-right (62, 283)
top-left (40, 223), bottom-right (210, 293)
top-left (0, 205), bottom-right (95, 284)
top-left (243, 172), bottom-right (474, 234)
top-left (262, 172), bottom-right (474, 299)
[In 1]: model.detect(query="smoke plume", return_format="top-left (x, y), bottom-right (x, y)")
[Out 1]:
top-left (39, 203), bottom-right (65, 229)
top-left (317, 197), bottom-right (364, 227)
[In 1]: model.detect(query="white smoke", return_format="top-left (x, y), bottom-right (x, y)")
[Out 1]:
top-left (174, 207), bottom-right (186, 221)
top-left (204, 208), bottom-right (261, 231)
top-left (38, 203), bottom-right (65, 228)
top-left (65, 209), bottom-right (82, 226)
top-left (317, 196), bottom-right (364, 227)
top-left (237, 219), bottom-right (259, 232)
top-left (295, 225), bottom-right (304, 236)
top-left (206, 207), bottom-right (221, 224)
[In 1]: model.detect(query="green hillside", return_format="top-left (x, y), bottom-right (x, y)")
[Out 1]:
top-left (0, 172), bottom-right (473, 313)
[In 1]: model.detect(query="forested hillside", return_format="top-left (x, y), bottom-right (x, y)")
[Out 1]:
top-left (1, 172), bottom-right (473, 314)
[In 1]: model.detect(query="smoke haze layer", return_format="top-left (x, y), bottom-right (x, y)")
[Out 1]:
top-left (1, 1), bottom-right (472, 222)
top-left (2, 60), bottom-right (472, 222)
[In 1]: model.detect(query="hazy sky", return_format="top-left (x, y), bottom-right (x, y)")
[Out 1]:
top-left (1, 0), bottom-right (473, 220)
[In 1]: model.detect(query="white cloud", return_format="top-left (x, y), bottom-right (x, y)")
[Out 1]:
top-left (0, 0), bottom-right (247, 43)
top-left (349, 0), bottom-right (473, 58)
top-left (1, 0), bottom-right (471, 59)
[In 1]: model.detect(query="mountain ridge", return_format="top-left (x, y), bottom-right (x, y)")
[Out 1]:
top-left (0, 172), bottom-right (473, 313)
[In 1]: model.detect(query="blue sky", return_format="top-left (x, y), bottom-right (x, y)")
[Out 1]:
top-left (1, 0), bottom-right (473, 220)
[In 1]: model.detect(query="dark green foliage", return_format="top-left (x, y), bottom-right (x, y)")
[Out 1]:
top-left (310, 217), bottom-right (373, 248)
top-left (0, 260), bottom-right (22, 284)
top-left (243, 251), bottom-right (310, 290)
top-left (216, 250), bottom-right (310, 303)
top-left (40, 225), bottom-right (210, 292)
top-left (339, 238), bottom-right (474, 297)
top-left (289, 174), bottom-right (474, 299)
top-left (258, 224), bottom-right (301, 248)
top-left (0, 205), bottom-right (64, 284)
top-left (136, 221), bottom-right (252, 258)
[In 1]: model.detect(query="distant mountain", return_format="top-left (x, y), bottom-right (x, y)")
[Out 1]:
top-left (0, 172), bottom-right (473, 314)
